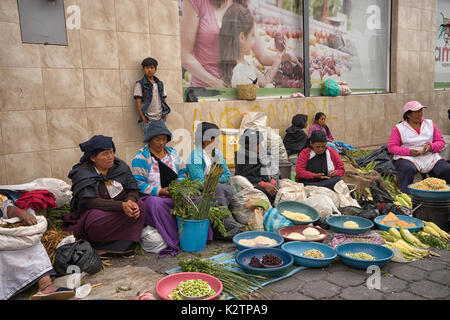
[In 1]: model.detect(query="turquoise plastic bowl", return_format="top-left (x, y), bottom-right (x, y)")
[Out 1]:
top-left (374, 214), bottom-right (423, 232)
top-left (326, 215), bottom-right (374, 234)
top-left (408, 184), bottom-right (450, 199)
top-left (235, 248), bottom-right (294, 277)
top-left (335, 243), bottom-right (394, 270)
top-left (232, 231), bottom-right (284, 251)
top-left (281, 241), bottom-right (336, 268)
top-left (275, 201), bottom-right (320, 225)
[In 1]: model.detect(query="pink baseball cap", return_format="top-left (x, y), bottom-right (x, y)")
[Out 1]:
top-left (403, 101), bottom-right (428, 114)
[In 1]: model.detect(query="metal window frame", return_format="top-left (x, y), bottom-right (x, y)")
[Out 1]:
top-left (17, 0), bottom-right (68, 46)
top-left (302, 0), bottom-right (392, 97)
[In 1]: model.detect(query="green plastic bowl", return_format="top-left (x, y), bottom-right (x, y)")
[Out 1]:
top-left (275, 201), bottom-right (320, 225)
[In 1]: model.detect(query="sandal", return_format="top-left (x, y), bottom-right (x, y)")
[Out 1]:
top-left (99, 250), bottom-right (135, 259)
top-left (31, 287), bottom-right (75, 300)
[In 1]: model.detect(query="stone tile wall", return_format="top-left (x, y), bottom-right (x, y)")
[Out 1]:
top-left (0, 0), bottom-right (449, 184)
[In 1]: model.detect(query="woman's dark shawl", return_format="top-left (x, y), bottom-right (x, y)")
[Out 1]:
top-left (68, 158), bottom-right (138, 213)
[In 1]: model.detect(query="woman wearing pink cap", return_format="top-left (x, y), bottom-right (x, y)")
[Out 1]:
top-left (387, 101), bottom-right (450, 193)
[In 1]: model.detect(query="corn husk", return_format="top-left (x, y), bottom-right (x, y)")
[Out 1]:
top-left (41, 228), bottom-right (73, 264)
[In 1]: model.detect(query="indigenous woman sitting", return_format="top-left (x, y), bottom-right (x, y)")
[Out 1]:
top-left (295, 130), bottom-right (345, 190)
top-left (186, 122), bottom-right (245, 239)
top-left (308, 112), bottom-right (338, 152)
top-left (235, 129), bottom-right (279, 205)
top-left (132, 120), bottom-right (212, 257)
top-left (62, 135), bottom-right (145, 258)
top-left (387, 101), bottom-right (450, 193)
top-left (283, 114), bottom-right (308, 164)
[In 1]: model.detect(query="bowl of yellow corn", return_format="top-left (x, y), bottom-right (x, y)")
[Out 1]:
top-left (335, 243), bottom-right (394, 269)
top-left (275, 201), bottom-right (320, 225)
top-left (408, 178), bottom-right (450, 199)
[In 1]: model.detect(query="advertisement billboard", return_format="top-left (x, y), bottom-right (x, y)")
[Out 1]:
top-left (436, 0), bottom-right (450, 89)
top-left (308, 0), bottom-right (390, 94)
top-left (179, 0), bottom-right (304, 100)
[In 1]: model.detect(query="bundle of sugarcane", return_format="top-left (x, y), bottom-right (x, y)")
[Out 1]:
top-left (41, 227), bottom-right (72, 264)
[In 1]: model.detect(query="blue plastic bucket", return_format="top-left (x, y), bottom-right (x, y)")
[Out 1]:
top-left (176, 217), bottom-right (210, 252)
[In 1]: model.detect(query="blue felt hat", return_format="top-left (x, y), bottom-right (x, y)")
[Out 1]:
top-left (143, 120), bottom-right (172, 143)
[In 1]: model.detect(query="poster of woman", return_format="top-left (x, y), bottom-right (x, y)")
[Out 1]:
top-left (179, 0), bottom-right (304, 99)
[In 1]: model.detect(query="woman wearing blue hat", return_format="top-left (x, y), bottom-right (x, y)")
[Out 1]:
top-left (132, 120), bottom-right (213, 257)
top-left (63, 135), bottom-right (146, 258)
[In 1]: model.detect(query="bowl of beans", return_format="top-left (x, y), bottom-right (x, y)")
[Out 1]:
top-left (235, 248), bottom-right (293, 277)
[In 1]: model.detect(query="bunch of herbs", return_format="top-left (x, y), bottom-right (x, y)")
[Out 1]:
top-left (168, 164), bottom-right (231, 237)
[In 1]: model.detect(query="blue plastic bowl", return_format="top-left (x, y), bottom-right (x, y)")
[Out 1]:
top-left (374, 214), bottom-right (423, 232)
top-left (408, 184), bottom-right (450, 199)
top-left (275, 201), bottom-right (320, 225)
top-left (232, 231), bottom-right (284, 251)
top-left (326, 215), bottom-right (374, 234)
top-left (281, 241), bottom-right (336, 268)
top-left (235, 248), bottom-right (294, 277)
top-left (335, 242), bottom-right (394, 270)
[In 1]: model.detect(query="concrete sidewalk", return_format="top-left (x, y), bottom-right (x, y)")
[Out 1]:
top-left (12, 234), bottom-right (450, 300)
top-left (69, 237), bottom-right (450, 300)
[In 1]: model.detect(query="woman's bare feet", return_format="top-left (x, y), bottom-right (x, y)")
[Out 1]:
top-left (38, 275), bottom-right (60, 294)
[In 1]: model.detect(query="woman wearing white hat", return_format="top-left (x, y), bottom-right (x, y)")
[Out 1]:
top-left (387, 101), bottom-right (450, 193)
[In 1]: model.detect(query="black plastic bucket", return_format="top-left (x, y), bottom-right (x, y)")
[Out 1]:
top-left (279, 161), bottom-right (292, 180)
top-left (412, 195), bottom-right (450, 231)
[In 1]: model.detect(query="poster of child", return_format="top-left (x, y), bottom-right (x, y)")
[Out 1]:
top-left (179, 0), bottom-right (304, 92)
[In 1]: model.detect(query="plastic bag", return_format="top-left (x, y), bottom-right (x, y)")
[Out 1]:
top-left (321, 79), bottom-right (340, 96)
top-left (358, 201), bottom-right (380, 221)
top-left (355, 146), bottom-right (397, 175)
top-left (184, 87), bottom-right (225, 102)
top-left (230, 176), bottom-right (272, 226)
top-left (248, 207), bottom-right (265, 231)
top-left (54, 240), bottom-right (103, 276)
top-left (240, 112), bottom-right (267, 131)
top-left (56, 235), bottom-right (76, 249)
top-left (304, 185), bottom-right (340, 208)
top-left (334, 180), bottom-right (360, 208)
top-left (0, 178), bottom-right (72, 207)
top-left (275, 179), bottom-right (307, 204)
top-left (263, 208), bottom-right (294, 232)
top-left (140, 225), bottom-right (167, 254)
top-left (338, 81), bottom-right (352, 96)
top-left (369, 180), bottom-right (394, 204)
top-left (304, 195), bottom-right (341, 219)
top-left (338, 206), bottom-right (363, 216)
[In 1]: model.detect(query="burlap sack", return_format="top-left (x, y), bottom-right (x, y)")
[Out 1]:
top-left (341, 162), bottom-right (384, 197)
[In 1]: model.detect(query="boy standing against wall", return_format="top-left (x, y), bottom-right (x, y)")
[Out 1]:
top-left (134, 57), bottom-right (171, 128)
